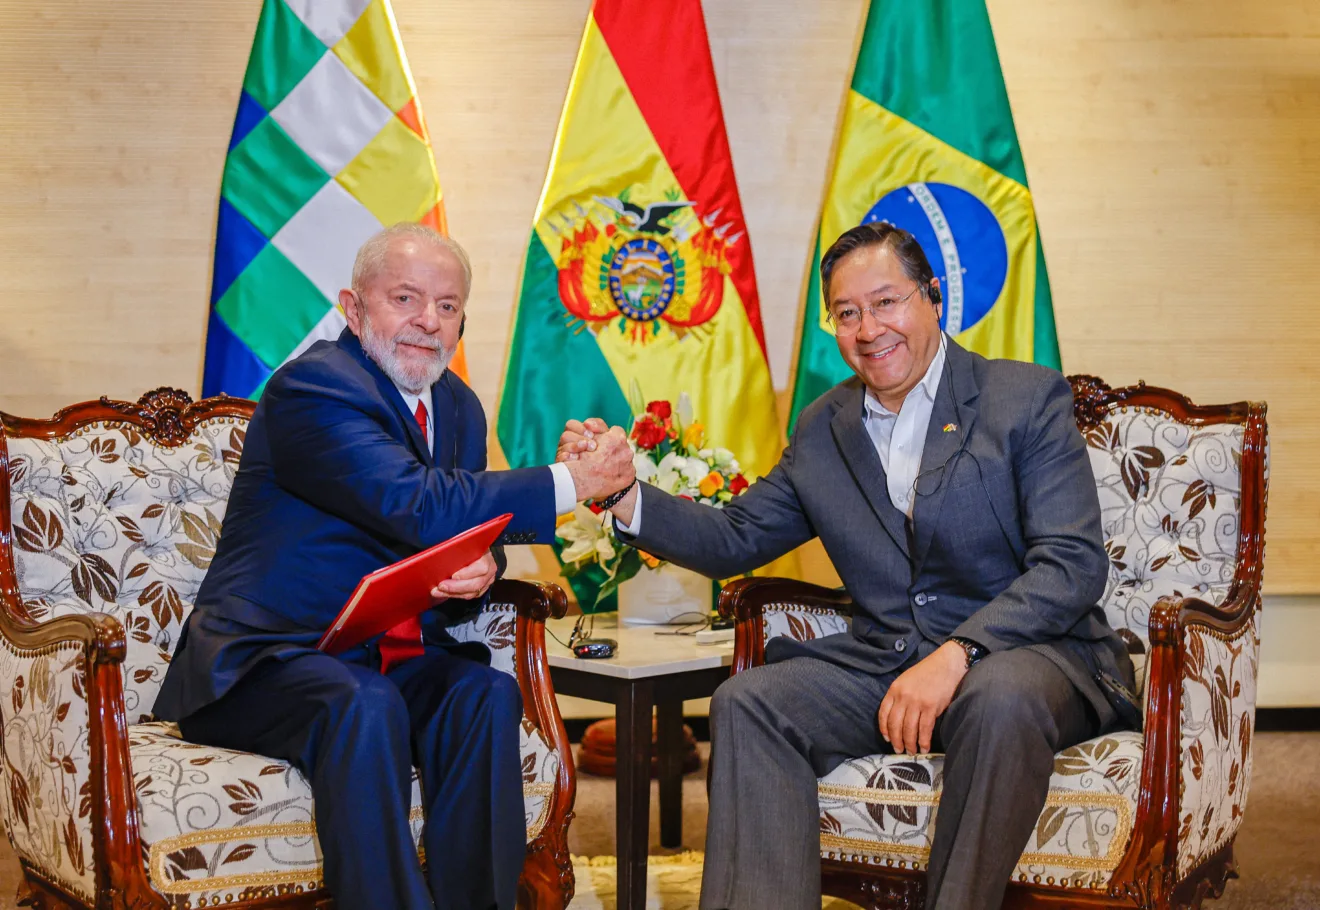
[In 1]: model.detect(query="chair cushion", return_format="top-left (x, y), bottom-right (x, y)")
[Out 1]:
top-left (817, 731), bottom-right (1142, 892)
top-left (130, 720), bottom-right (559, 906)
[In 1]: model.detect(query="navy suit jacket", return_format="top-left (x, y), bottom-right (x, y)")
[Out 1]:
top-left (155, 330), bottom-right (556, 722)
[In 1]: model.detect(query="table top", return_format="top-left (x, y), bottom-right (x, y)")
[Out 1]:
top-left (545, 613), bottom-right (734, 680)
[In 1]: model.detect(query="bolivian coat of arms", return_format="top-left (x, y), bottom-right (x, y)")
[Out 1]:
top-left (548, 187), bottom-right (738, 344)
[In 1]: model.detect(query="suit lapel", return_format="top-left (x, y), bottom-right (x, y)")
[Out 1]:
top-left (830, 387), bottom-right (911, 559)
top-left (430, 377), bottom-right (457, 471)
top-left (911, 341), bottom-right (980, 569)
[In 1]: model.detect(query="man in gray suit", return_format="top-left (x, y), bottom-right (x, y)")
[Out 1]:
top-left (559, 222), bottom-right (1136, 910)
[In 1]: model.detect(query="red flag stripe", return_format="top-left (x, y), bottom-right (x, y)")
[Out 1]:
top-left (593, 0), bottom-right (768, 357)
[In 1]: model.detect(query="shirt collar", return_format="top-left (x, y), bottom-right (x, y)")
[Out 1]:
top-left (863, 334), bottom-right (948, 419)
top-left (394, 381), bottom-right (433, 415)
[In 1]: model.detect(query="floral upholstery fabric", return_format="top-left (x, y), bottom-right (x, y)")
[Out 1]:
top-left (131, 715), bottom-right (558, 907)
top-left (819, 732), bottom-right (1143, 890)
top-left (448, 603), bottom-right (519, 677)
top-left (761, 603), bottom-right (850, 644)
top-left (6, 420), bottom-right (244, 720)
top-left (4, 421), bottom-right (565, 906)
top-left (1085, 409), bottom-right (1244, 696)
top-left (1177, 612), bottom-right (1258, 878)
top-left (0, 639), bottom-right (96, 904)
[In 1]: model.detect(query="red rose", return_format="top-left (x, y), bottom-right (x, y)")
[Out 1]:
top-left (728, 474), bottom-right (749, 495)
top-left (631, 416), bottom-right (667, 449)
top-left (646, 400), bottom-right (673, 420)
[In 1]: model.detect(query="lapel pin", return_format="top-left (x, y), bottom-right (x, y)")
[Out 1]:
top-left (943, 423), bottom-right (958, 433)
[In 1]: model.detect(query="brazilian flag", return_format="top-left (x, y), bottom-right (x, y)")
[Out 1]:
top-left (789, 0), bottom-right (1059, 428)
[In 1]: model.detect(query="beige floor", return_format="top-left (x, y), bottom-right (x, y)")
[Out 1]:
top-left (1, 733), bottom-right (1315, 908)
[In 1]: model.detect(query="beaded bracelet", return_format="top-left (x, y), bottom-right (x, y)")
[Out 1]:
top-left (594, 478), bottom-right (638, 510)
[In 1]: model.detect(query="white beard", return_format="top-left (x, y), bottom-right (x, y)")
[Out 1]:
top-left (359, 313), bottom-right (454, 394)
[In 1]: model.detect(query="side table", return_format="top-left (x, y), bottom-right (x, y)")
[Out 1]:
top-left (546, 613), bottom-right (732, 910)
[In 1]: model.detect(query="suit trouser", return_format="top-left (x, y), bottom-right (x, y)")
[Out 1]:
top-left (698, 649), bottom-right (1097, 910)
top-left (180, 647), bottom-right (525, 910)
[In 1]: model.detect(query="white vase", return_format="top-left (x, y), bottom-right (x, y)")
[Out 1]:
top-left (617, 564), bottom-right (713, 626)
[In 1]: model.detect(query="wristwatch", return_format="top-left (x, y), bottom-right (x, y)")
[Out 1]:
top-left (949, 636), bottom-right (989, 669)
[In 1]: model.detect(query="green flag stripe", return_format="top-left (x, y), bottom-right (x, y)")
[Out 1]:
top-left (496, 234), bottom-right (631, 471)
top-left (787, 236), bottom-right (851, 433)
top-left (242, 0), bottom-right (327, 112)
top-left (222, 118), bottom-right (330, 240)
top-left (1032, 231), bottom-right (1061, 369)
top-left (851, 0), bottom-right (1029, 188)
top-left (215, 245), bottom-right (330, 368)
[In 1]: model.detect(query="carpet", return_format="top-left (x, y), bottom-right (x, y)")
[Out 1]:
top-left (569, 853), bottom-right (860, 909)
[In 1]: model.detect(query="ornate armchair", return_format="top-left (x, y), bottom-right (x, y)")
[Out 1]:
top-left (719, 377), bottom-right (1268, 910)
top-left (0, 389), bottom-right (576, 910)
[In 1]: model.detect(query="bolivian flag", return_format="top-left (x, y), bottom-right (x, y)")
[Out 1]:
top-left (497, 0), bottom-right (779, 484)
top-left (202, 0), bottom-right (465, 399)
top-left (789, 0), bottom-right (1058, 428)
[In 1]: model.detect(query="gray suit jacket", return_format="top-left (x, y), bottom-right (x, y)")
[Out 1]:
top-left (621, 339), bottom-right (1134, 729)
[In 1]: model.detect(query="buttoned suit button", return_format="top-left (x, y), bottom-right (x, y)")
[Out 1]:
top-left (914, 593), bottom-right (927, 606)
top-left (895, 639), bottom-right (907, 652)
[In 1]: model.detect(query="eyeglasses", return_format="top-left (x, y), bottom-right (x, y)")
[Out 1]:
top-left (826, 285), bottom-right (924, 336)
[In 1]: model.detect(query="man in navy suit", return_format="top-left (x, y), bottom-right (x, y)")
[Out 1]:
top-left (156, 223), bottom-right (634, 910)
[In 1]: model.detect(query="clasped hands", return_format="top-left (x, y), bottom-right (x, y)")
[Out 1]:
top-left (558, 417), bottom-right (637, 510)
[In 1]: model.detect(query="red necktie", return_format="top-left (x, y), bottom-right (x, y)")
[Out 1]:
top-left (378, 400), bottom-right (429, 673)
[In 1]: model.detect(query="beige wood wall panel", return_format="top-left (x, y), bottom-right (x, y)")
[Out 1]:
top-left (0, 0), bottom-right (1316, 592)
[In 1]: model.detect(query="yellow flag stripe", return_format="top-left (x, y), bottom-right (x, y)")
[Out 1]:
top-left (820, 90), bottom-right (1037, 360)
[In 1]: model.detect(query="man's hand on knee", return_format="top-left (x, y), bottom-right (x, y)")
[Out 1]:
top-left (877, 641), bottom-right (969, 754)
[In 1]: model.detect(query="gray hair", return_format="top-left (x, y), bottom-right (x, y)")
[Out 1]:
top-left (350, 222), bottom-right (473, 300)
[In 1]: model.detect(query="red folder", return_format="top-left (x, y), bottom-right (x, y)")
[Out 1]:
top-left (317, 513), bottom-right (513, 655)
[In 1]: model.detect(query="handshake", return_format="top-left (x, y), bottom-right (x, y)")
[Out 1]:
top-left (557, 417), bottom-right (638, 511)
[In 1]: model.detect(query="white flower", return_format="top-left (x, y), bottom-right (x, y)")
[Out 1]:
top-left (657, 451), bottom-right (683, 475)
top-left (680, 457), bottom-right (709, 484)
top-left (712, 448), bottom-right (736, 468)
top-left (654, 470), bottom-right (683, 494)
top-left (557, 504), bottom-right (612, 565)
top-left (676, 392), bottom-right (694, 427)
top-left (633, 451), bottom-right (658, 483)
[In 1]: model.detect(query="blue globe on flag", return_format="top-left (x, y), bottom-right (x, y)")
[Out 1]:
top-left (864, 183), bottom-right (1008, 335)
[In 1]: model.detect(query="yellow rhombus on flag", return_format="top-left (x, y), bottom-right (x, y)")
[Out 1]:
top-left (203, 0), bottom-right (467, 398)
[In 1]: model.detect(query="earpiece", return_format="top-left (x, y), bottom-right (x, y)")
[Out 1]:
top-left (929, 282), bottom-right (942, 306)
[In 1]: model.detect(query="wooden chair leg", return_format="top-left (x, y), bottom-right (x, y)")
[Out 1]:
top-left (518, 838), bottom-right (574, 910)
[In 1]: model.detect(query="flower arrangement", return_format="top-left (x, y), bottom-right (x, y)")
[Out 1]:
top-left (556, 388), bottom-right (750, 611)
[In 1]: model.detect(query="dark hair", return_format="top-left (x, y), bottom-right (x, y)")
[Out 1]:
top-left (820, 221), bottom-right (935, 302)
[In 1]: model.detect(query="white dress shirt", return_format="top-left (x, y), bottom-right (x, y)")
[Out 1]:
top-left (616, 334), bottom-right (949, 534)
top-left (394, 380), bottom-right (576, 516)
top-left (862, 335), bottom-right (947, 518)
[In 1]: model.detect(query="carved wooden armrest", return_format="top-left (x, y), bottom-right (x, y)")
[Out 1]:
top-left (480, 579), bottom-right (576, 900)
top-left (1108, 582), bottom-right (1262, 906)
top-left (717, 578), bottom-right (853, 674)
top-left (0, 600), bottom-right (151, 903)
